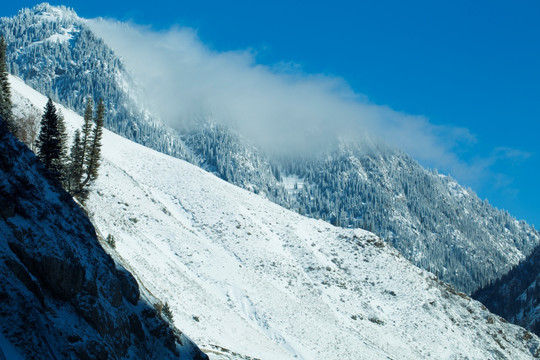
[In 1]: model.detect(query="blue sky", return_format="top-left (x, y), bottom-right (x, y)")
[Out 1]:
top-left (5, 1), bottom-right (540, 227)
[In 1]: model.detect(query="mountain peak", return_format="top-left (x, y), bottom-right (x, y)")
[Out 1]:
top-left (24, 3), bottom-right (79, 22)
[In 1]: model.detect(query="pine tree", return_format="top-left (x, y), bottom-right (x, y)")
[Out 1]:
top-left (162, 302), bottom-right (174, 323)
top-left (81, 98), bottom-right (104, 187)
top-left (67, 129), bottom-right (84, 194)
top-left (57, 110), bottom-right (68, 153)
top-left (56, 109), bottom-right (69, 183)
top-left (80, 97), bottom-right (93, 173)
top-left (36, 98), bottom-right (66, 179)
top-left (0, 36), bottom-right (14, 133)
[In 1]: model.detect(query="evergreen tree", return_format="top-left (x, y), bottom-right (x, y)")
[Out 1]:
top-left (36, 98), bottom-right (66, 179)
top-left (67, 129), bottom-right (84, 194)
top-left (80, 97), bottom-right (93, 171)
top-left (81, 98), bottom-right (104, 187)
top-left (57, 110), bottom-right (68, 152)
top-left (0, 36), bottom-right (14, 133)
top-left (66, 97), bottom-right (105, 200)
top-left (56, 109), bottom-right (69, 182)
top-left (162, 302), bottom-right (174, 323)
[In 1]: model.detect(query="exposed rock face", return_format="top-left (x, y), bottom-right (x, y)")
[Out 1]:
top-left (0, 127), bottom-right (208, 359)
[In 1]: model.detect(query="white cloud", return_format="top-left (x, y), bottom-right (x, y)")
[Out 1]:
top-left (88, 19), bottom-right (507, 186)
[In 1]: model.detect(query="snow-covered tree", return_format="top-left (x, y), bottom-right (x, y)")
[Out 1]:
top-left (13, 107), bottom-right (40, 151)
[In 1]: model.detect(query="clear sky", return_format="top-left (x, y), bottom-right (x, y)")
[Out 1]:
top-left (4, 1), bottom-right (540, 227)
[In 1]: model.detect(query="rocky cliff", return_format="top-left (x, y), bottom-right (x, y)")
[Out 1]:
top-left (0, 125), bottom-right (207, 359)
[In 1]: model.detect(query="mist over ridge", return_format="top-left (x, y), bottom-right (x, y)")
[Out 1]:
top-left (87, 18), bottom-right (483, 182)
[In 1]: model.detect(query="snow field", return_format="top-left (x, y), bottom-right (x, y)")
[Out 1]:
top-left (10, 75), bottom-right (540, 359)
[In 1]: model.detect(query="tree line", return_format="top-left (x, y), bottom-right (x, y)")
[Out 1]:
top-left (0, 35), bottom-right (103, 201)
top-left (35, 96), bottom-right (104, 200)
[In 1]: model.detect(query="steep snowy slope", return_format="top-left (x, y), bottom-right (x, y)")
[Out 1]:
top-left (3, 3), bottom-right (539, 296)
top-left (10, 76), bottom-right (540, 359)
top-left (0, 109), bottom-right (207, 358)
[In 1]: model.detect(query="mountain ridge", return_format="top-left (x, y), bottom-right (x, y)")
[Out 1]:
top-left (2, 2), bottom-right (539, 296)
top-left (1, 2), bottom-right (193, 161)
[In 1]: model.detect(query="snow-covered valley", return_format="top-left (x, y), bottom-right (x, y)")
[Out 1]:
top-left (9, 75), bottom-right (540, 359)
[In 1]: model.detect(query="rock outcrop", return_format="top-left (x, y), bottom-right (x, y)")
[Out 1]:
top-left (0, 126), bottom-right (207, 359)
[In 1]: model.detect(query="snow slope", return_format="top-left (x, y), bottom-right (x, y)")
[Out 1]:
top-left (10, 74), bottom-right (540, 359)
top-left (1, 80), bottom-right (207, 360)
top-left (5, 4), bottom-right (538, 297)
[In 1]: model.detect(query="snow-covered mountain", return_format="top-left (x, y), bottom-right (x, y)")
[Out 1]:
top-left (279, 141), bottom-right (540, 293)
top-left (3, 3), bottom-right (539, 297)
top-left (0, 103), bottom-right (207, 359)
top-left (187, 124), bottom-right (540, 294)
top-left (9, 75), bottom-right (540, 359)
top-left (0, 3), bottom-right (191, 160)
